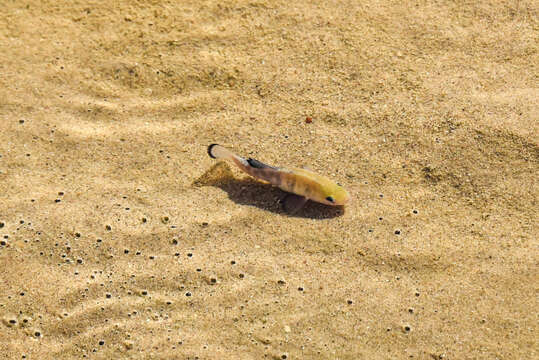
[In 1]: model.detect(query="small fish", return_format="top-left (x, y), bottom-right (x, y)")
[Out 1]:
top-left (207, 144), bottom-right (350, 213)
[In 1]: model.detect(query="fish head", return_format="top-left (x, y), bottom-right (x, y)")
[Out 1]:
top-left (318, 182), bottom-right (350, 206)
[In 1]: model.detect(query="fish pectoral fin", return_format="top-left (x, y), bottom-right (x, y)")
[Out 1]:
top-left (282, 193), bottom-right (308, 214)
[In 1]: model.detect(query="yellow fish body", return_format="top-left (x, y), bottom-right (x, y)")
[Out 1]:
top-left (208, 144), bottom-right (350, 213)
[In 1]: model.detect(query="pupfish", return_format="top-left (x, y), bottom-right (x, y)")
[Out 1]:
top-left (207, 144), bottom-right (350, 213)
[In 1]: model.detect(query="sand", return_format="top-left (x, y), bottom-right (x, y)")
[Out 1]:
top-left (0, 1), bottom-right (537, 359)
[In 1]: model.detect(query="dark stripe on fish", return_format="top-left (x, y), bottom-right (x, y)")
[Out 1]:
top-left (247, 158), bottom-right (278, 170)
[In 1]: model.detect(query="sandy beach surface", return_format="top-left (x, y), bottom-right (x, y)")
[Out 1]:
top-left (0, 1), bottom-right (537, 359)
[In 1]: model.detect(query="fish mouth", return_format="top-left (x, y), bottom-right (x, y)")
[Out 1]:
top-left (338, 193), bottom-right (351, 205)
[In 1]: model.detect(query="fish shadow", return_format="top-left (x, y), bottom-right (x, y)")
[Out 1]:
top-left (194, 162), bottom-right (344, 219)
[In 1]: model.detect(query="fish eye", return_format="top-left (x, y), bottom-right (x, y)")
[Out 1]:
top-left (326, 196), bottom-right (335, 203)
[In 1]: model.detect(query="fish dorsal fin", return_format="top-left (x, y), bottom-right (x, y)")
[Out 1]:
top-left (247, 158), bottom-right (278, 170)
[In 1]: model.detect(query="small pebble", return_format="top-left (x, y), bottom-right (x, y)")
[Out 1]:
top-left (403, 325), bottom-right (411, 332)
top-left (284, 325), bottom-right (291, 333)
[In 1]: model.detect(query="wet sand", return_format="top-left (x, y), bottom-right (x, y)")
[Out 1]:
top-left (0, 1), bottom-right (537, 359)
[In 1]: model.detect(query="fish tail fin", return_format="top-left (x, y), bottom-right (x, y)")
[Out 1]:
top-left (208, 144), bottom-right (250, 171)
top-left (208, 144), bottom-right (236, 160)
